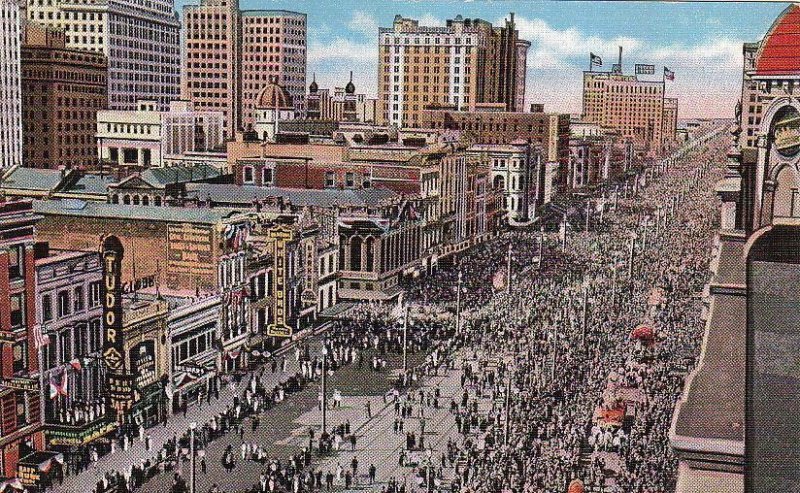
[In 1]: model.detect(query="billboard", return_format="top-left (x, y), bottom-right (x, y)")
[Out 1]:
top-left (266, 226), bottom-right (294, 338)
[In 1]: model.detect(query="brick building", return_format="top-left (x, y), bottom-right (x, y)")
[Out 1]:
top-left (0, 199), bottom-right (45, 479)
top-left (378, 13), bottom-right (529, 128)
top-left (21, 23), bottom-right (107, 170)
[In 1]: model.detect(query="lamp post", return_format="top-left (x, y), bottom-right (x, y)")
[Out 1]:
top-left (189, 421), bottom-right (197, 493)
top-left (455, 271), bottom-right (463, 336)
top-left (402, 306), bottom-right (409, 374)
top-left (505, 242), bottom-right (512, 293)
top-left (321, 346), bottom-right (328, 434)
top-left (503, 370), bottom-right (512, 446)
top-left (537, 227), bottom-right (544, 271)
top-left (627, 235), bottom-right (636, 279)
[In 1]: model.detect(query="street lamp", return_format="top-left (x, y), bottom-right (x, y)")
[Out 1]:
top-left (321, 346), bottom-right (328, 435)
top-left (455, 271), bottom-right (463, 336)
top-left (189, 421), bottom-right (197, 493)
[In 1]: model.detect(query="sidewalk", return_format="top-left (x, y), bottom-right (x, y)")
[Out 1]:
top-left (52, 332), bottom-right (325, 492)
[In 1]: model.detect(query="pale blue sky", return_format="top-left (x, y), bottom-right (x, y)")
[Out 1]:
top-left (176, 0), bottom-right (790, 118)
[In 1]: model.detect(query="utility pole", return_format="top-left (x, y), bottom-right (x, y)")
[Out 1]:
top-left (627, 236), bottom-right (635, 279)
top-left (537, 227), bottom-right (544, 271)
top-left (561, 214), bottom-right (567, 252)
top-left (455, 271), bottom-right (463, 336)
top-left (585, 200), bottom-right (591, 232)
top-left (582, 277), bottom-right (589, 344)
top-left (504, 370), bottom-right (512, 446)
top-left (506, 242), bottom-right (512, 293)
top-left (189, 421), bottom-right (197, 493)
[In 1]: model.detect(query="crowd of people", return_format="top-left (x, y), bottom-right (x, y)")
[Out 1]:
top-left (56, 127), bottom-right (727, 493)
top-left (396, 130), bottom-right (729, 493)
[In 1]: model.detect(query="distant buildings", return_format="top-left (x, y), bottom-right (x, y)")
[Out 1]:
top-left (305, 74), bottom-right (378, 123)
top-left (378, 13), bottom-right (529, 128)
top-left (25, 0), bottom-right (181, 111)
top-left (582, 57), bottom-right (677, 155)
top-left (182, 0), bottom-right (306, 138)
top-left (96, 100), bottom-right (224, 172)
top-left (21, 23), bottom-right (107, 170)
top-left (1, 0), bottom-right (23, 170)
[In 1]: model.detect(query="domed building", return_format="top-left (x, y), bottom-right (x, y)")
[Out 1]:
top-left (253, 76), bottom-right (296, 142)
top-left (342, 71), bottom-right (358, 122)
top-left (306, 73), bottom-right (324, 120)
top-left (669, 5), bottom-right (800, 493)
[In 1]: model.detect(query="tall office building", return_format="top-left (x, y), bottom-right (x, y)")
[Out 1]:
top-left (21, 23), bottom-right (108, 170)
top-left (378, 13), bottom-right (528, 128)
top-left (581, 56), bottom-right (677, 154)
top-left (25, 0), bottom-right (181, 111)
top-left (182, 0), bottom-right (306, 139)
top-left (1, 0), bottom-right (23, 170)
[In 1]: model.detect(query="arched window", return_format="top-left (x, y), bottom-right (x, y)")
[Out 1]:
top-left (154, 196), bottom-right (162, 206)
top-left (123, 195), bottom-right (131, 205)
top-left (774, 165), bottom-right (800, 218)
top-left (132, 195), bottom-right (140, 205)
top-left (111, 195), bottom-right (119, 204)
top-left (493, 175), bottom-right (505, 190)
top-left (142, 195), bottom-right (150, 206)
top-left (365, 237), bottom-right (375, 272)
top-left (350, 237), bottom-right (362, 271)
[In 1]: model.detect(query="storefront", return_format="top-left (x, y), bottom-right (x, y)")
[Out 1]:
top-left (45, 420), bottom-right (115, 471)
top-left (17, 452), bottom-right (63, 491)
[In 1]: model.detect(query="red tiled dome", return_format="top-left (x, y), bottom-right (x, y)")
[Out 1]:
top-left (255, 78), bottom-right (294, 110)
top-left (755, 4), bottom-right (800, 75)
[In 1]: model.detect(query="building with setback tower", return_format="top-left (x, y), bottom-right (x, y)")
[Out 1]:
top-left (378, 13), bottom-right (529, 128)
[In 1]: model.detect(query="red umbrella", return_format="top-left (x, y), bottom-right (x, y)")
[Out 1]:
top-left (568, 479), bottom-right (585, 493)
top-left (631, 325), bottom-right (655, 341)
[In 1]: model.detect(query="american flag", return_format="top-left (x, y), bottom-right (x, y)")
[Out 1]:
top-left (32, 325), bottom-right (49, 349)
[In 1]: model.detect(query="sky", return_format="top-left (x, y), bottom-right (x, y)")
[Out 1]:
top-left (176, 0), bottom-right (790, 119)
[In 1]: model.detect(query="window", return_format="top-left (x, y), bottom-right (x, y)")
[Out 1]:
top-left (8, 244), bottom-right (24, 280)
top-left (57, 290), bottom-right (71, 317)
top-left (243, 166), bottom-right (254, 183)
top-left (42, 294), bottom-right (53, 322)
top-left (324, 171), bottom-right (335, 188)
top-left (12, 343), bottom-right (26, 375)
top-left (345, 172), bottom-right (355, 188)
top-left (89, 281), bottom-right (101, 307)
top-left (10, 294), bottom-right (24, 328)
top-left (73, 286), bottom-right (84, 312)
top-left (262, 168), bottom-right (273, 184)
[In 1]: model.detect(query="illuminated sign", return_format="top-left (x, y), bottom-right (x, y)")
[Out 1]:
top-left (101, 236), bottom-right (132, 418)
top-left (47, 421), bottom-right (115, 446)
top-left (266, 226), bottom-right (293, 338)
top-left (130, 341), bottom-right (156, 389)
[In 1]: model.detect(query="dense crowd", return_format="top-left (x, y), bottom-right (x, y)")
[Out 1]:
top-left (52, 128), bottom-right (727, 493)
top-left (400, 129), bottom-right (729, 493)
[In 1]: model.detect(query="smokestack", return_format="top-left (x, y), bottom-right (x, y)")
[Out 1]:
top-left (618, 46), bottom-right (623, 70)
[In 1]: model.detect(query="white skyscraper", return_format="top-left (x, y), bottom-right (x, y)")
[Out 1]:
top-left (26, 0), bottom-right (181, 110)
top-left (0, 0), bottom-right (22, 169)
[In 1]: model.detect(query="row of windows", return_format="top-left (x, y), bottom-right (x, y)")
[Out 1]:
top-left (41, 281), bottom-right (101, 323)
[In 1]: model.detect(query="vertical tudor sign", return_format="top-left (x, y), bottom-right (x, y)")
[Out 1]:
top-left (101, 236), bottom-right (133, 421)
top-left (266, 226), bottom-right (293, 338)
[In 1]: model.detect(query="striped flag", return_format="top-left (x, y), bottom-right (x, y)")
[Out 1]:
top-left (32, 325), bottom-right (49, 349)
top-left (590, 53), bottom-right (603, 66)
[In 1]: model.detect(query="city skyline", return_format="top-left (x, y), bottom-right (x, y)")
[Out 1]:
top-left (174, 0), bottom-right (789, 119)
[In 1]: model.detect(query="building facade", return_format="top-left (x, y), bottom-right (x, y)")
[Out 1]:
top-left (1, 0), bottom-right (23, 170)
top-left (582, 68), bottom-right (676, 155)
top-left (182, 0), bottom-right (306, 138)
top-left (0, 200), bottom-right (44, 478)
top-left (21, 23), bottom-right (107, 170)
top-left (96, 100), bottom-right (224, 172)
top-left (378, 13), bottom-right (528, 128)
top-left (34, 247), bottom-right (109, 458)
top-left (25, 0), bottom-right (181, 111)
